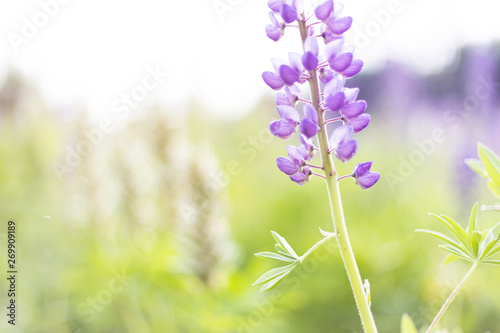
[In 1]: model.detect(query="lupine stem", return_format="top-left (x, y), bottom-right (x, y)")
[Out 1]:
top-left (298, 19), bottom-right (378, 333)
top-left (426, 262), bottom-right (478, 333)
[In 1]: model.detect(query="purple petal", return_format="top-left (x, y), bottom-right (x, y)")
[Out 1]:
top-left (325, 91), bottom-right (345, 111)
top-left (314, 0), bottom-right (334, 21)
top-left (303, 104), bottom-right (318, 124)
top-left (270, 120), bottom-right (296, 139)
top-left (329, 125), bottom-right (353, 148)
top-left (279, 65), bottom-right (300, 86)
top-left (276, 92), bottom-right (291, 106)
top-left (353, 161), bottom-right (373, 178)
top-left (341, 100), bottom-right (367, 120)
top-left (286, 145), bottom-right (304, 166)
top-left (277, 105), bottom-right (300, 123)
top-left (324, 38), bottom-right (344, 63)
top-left (271, 58), bottom-right (286, 74)
top-left (324, 75), bottom-right (345, 97)
top-left (277, 157), bottom-right (299, 175)
top-left (262, 71), bottom-right (285, 90)
top-left (299, 134), bottom-right (315, 160)
top-left (300, 118), bottom-right (318, 138)
top-left (342, 59), bottom-right (364, 78)
top-left (266, 25), bottom-right (282, 42)
top-left (347, 113), bottom-right (370, 133)
top-left (328, 16), bottom-right (353, 35)
top-left (290, 167), bottom-right (311, 185)
top-left (343, 87), bottom-right (359, 104)
top-left (304, 36), bottom-right (319, 56)
top-left (288, 52), bottom-right (304, 73)
top-left (330, 52), bottom-right (353, 72)
top-left (268, 11), bottom-right (280, 27)
top-left (358, 172), bottom-right (380, 190)
top-left (302, 51), bottom-right (318, 71)
top-left (268, 0), bottom-right (283, 12)
top-left (281, 3), bottom-right (298, 23)
top-left (335, 139), bottom-right (357, 162)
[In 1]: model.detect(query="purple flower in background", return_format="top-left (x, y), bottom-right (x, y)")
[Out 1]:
top-left (353, 162), bottom-right (380, 190)
top-left (329, 125), bottom-right (357, 162)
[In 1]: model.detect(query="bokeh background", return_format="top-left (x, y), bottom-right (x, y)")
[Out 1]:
top-left (0, 0), bottom-right (500, 332)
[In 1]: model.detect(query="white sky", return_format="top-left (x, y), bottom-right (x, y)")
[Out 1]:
top-left (0, 0), bottom-right (499, 120)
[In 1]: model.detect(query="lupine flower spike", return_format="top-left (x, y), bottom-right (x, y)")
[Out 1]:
top-left (256, 1), bottom-right (381, 332)
top-left (262, 0), bottom-right (379, 189)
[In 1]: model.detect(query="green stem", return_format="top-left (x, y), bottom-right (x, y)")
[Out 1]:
top-left (299, 232), bottom-right (336, 263)
top-left (298, 19), bottom-right (378, 333)
top-left (426, 262), bottom-right (478, 333)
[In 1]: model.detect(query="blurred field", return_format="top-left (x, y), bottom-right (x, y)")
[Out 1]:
top-left (0, 45), bottom-right (499, 333)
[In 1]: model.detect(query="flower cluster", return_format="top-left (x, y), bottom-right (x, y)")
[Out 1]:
top-left (262, 0), bottom-right (379, 189)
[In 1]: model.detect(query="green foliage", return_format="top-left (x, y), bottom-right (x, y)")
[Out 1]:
top-left (465, 143), bottom-right (500, 201)
top-left (400, 313), bottom-right (418, 333)
top-left (417, 203), bottom-right (500, 264)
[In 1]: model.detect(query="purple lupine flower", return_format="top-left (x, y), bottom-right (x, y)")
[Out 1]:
top-left (329, 125), bottom-right (357, 162)
top-left (266, 12), bottom-right (285, 42)
top-left (300, 104), bottom-right (319, 138)
top-left (300, 134), bottom-right (317, 160)
top-left (290, 167), bottom-right (312, 185)
top-left (317, 2), bottom-right (352, 36)
top-left (261, 0), bottom-right (377, 187)
top-left (275, 84), bottom-right (301, 106)
top-left (346, 113), bottom-right (370, 133)
top-left (270, 105), bottom-right (300, 139)
top-left (353, 161), bottom-right (380, 190)
top-left (276, 144), bottom-right (309, 176)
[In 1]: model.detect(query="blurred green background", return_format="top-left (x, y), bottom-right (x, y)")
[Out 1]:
top-left (0, 46), bottom-right (500, 333)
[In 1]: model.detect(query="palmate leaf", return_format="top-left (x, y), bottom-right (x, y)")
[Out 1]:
top-left (415, 229), bottom-right (470, 257)
top-left (478, 143), bottom-right (500, 186)
top-left (438, 245), bottom-right (473, 262)
top-left (428, 213), bottom-right (474, 256)
top-left (465, 158), bottom-right (488, 178)
top-left (482, 260), bottom-right (500, 265)
top-left (400, 313), bottom-right (418, 333)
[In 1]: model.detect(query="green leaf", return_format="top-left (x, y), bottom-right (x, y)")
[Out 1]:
top-left (442, 253), bottom-right (461, 264)
top-left (252, 262), bottom-right (298, 286)
top-left (479, 222), bottom-right (500, 260)
top-left (487, 181), bottom-right (500, 200)
top-left (400, 313), bottom-right (418, 333)
top-left (429, 213), bottom-right (473, 256)
top-left (471, 230), bottom-right (482, 256)
top-left (467, 203), bottom-right (479, 238)
top-left (271, 231), bottom-right (299, 259)
top-left (465, 158), bottom-right (488, 178)
top-left (478, 143), bottom-right (500, 186)
top-left (255, 251), bottom-right (298, 263)
top-left (259, 268), bottom-right (294, 291)
top-left (482, 260), bottom-right (500, 266)
top-left (416, 229), bottom-right (470, 255)
top-left (438, 245), bottom-right (472, 262)
top-left (485, 244), bottom-right (500, 259)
